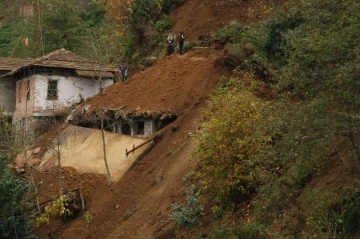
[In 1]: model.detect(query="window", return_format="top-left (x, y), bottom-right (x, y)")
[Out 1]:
top-left (47, 80), bottom-right (58, 100)
top-left (26, 81), bottom-right (30, 100)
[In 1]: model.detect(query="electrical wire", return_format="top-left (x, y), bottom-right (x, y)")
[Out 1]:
top-left (10, 9), bottom-right (32, 57)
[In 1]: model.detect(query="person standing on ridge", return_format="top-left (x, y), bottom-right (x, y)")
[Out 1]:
top-left (119, 61), bottom-right (128, 82)
top-left (178, 31), bottom-right (185, 55)
top-left (167, 33), bottom-right (175, 56)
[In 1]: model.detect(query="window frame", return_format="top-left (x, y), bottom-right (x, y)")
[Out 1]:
top-left (47, 80), bottom-right (58, 100)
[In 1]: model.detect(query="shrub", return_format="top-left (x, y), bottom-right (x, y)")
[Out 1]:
top-left (195, 85), bottom-right (270, 207)
top-left (83, 211), bottom-right (93, 227)
top-left (182, 42), bottom-right (194, 52)
top-left (155, 14), bottom-right (172, 32)
top-left (214, 21), bottom-right (270, 75)
top-left (210, 221), bottom-right (265, 239)
top-left (214, 21), bottom-right (246, 43)
top-left (210, 225), bottom-right (234, 239)
top-left (0, 159), bottom-right (33, 239)
top-left (161, 0), bottom-right (185, 14)
top-left (170, 176), bottom-right (203, 227)
top-left (289, 188), bottom-right (360, 238)
top-left (36, 195), bottom-right (72, 227)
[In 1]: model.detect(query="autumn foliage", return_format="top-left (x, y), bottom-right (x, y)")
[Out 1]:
top-left (195, 84), bottom-right (270, 205)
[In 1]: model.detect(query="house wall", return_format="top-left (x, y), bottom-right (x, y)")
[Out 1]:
top-left (16, 74), bottom-right (113, 117)
top-left (15, 77), bottom-right (35, 118)
top-left (131, 118), bottom-right (155, 138)
top-left (0, 78), bottom-right (16, 116)
top-left (144, 118), bottom-right (155, 137)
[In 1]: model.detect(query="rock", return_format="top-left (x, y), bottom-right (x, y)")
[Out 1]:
top-left (15, 168), bottom-right (25, 173)
top-left (33, 147), bottom-right (41, 154)
top-left (15, 155), bottom-right (25, 168)
top-left (28, 158), bottom-right (41, 166)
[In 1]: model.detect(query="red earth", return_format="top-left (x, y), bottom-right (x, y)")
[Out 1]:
top-left (31, 1), bottom-right (288, 238)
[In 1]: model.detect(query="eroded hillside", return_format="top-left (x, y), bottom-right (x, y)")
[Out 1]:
top-left (31, 0), bottom-right (288, 238)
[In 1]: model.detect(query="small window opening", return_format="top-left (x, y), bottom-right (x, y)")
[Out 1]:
top-left (47, 80), bottom-right (58, 100)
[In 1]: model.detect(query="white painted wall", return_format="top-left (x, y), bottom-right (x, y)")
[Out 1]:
top-left (32, 74), bottom-right (113, 115)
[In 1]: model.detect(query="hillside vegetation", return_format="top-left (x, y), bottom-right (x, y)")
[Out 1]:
top-left (185, 0), bottom-right (360, 238)
top-left (1, 0), bottom-right (360, 238)
top-left (0, 0), bottom-right (183, 64)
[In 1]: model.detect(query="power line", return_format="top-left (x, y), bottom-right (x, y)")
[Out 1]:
top-left (10, 11), bottom-right (32, 57)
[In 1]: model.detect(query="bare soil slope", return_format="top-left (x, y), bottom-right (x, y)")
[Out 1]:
top-left (85, 48), bottom-right (225, 116)
top-left (33, 1), bottom-right (287, 238)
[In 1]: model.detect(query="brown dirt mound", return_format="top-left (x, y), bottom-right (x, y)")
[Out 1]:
top-left (34, 102), bottom-right (205, 239)
top-left (30, 167), bottom-right (110, 238)
top-left (85, 47), bottom-right (227, 116)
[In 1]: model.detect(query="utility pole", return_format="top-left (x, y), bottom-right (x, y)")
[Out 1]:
top-left (36, 0), bottom-right (41, 57)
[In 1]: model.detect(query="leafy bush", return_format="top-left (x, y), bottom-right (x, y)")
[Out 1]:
top-left (198, 36), bottom-right (212, 47)
top-left (170, 176), bottom-right (203, 227)
top-left (83, 211), bottom-right (93, 227)
top-left (210, 221), bottom-right (265, 239)
top-left (80, 1), bottom-right (106, 27)
top-left (277, 188), bottom-right (360, 238)
top-left (182, 42), bottom-right (194, 52)
top-left (214, 21), bottom-right (270, 75)
top-left (155, 14), bottom-right (172, 32)
top-left (161, 0), bottom-right (185, 14)
top-left (210, 225), bottom-right (234, 239)
top-left (195, 84), bottom-right (270, 207)
top-left (214, 21), bottom-right (246, 43)
top-left (36, 195), bottom-right (71, 227)
top-left (0, 159), bottom-right (34, 239)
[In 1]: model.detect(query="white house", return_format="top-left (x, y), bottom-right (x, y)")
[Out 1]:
top-left (3, 49), bottom-right (119, 136)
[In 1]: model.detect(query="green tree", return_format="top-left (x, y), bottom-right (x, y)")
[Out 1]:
top-left (268, 0), bottom-right (360, 161)
top-left (80, 1), bottom-right (106, 28)
top-left (41, 0), bottom-right (87, 53)
top-left (0, 159), bottom-right (33, 239)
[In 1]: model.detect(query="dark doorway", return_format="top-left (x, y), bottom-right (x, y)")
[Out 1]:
top-left (121, 122), bottom-right (131, 135)
top-left (137, 121), bottom-right (144, 135)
